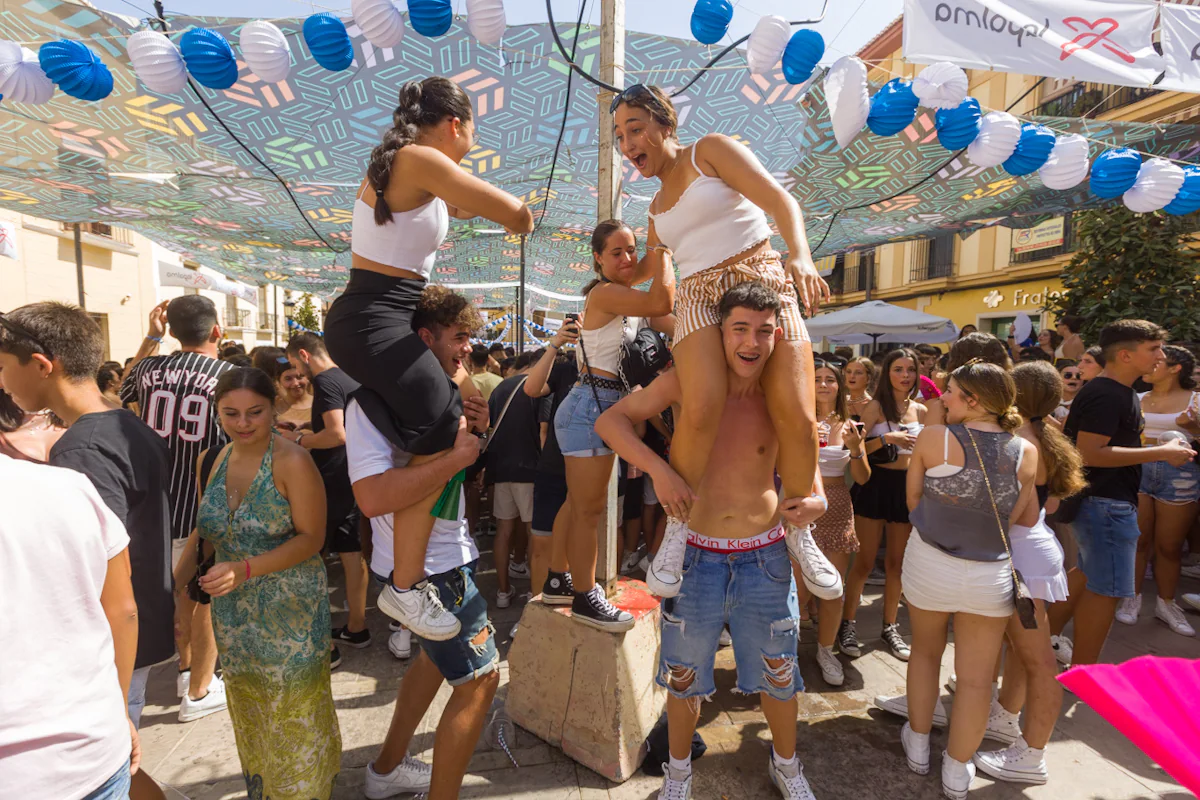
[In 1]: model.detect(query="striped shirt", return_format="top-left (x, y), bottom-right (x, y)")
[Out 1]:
top-left (121, 352), bottom-right (233, 541)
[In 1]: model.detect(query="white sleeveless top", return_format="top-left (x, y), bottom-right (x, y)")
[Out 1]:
top-left (351, 184), bottom-right (448, 280)
top-left (819, 445), bottom-right (851, 478)
top-left (1138, 391), bottom-right (1197, 442)
top-left (580, 301), bottom-right (639, 375)
top-left (647, 143), bottom-right (773, 281)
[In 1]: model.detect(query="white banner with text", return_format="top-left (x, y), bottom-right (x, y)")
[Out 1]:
top-left (157, 261), bottom-right (258, 304)
top-left (1160, 4), bottom-right (1200, 93)
top-left (903, 0), bottom-right (1163, 88)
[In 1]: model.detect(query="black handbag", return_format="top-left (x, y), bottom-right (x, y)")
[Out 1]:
top-left (619, 323), bottom-right (671, 389)
top-left (867, 422), bottom-right (899, 466)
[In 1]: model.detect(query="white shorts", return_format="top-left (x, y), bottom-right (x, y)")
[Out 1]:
top-left (171, 538), bottom-right (188, 570)
top-left (1010, 509), bottom-right (1069, 603)
top-left (493, 482), bottom-right (534, 523)
top-left (902, 531), bottom-right (1014, 618)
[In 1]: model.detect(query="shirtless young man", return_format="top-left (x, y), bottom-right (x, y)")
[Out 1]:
top-left (596, 282), bottom-right (825, 800)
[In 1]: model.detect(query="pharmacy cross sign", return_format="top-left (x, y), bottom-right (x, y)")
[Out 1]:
top-left (984, 290), bottom-right (1005, 309)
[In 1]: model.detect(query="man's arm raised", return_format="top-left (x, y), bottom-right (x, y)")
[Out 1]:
top-left (352, 417), bottom-right (481, 519)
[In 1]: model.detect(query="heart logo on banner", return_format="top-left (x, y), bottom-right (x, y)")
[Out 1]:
top-left (1060, 17), bottom-right (1135, 64)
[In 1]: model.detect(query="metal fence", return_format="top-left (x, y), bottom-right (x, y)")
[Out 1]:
top-left (258, 312), bottom-right (277, 331)
top-left (908, 235), bottom-right (955, 282)
top-left (1035, 83), bottom-right (1157, 118)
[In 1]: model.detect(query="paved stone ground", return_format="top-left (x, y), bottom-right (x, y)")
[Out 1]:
top-left (141, 536), bottom-right (1200, 800)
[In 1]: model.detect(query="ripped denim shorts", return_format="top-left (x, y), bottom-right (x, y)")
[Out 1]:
top-left (418, 560), bottom-right (498, 686)
top-left (657, 539), bottom-right (802, 703)
top-left (1140, 459), bottom-right (1200, 505)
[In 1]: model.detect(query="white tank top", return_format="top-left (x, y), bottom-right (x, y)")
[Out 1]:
top-left (1138, 391), bottom-right (1197, 442)
top-left (648, 143), bottom-right (773, 281)
top-left (351, 184), bottom-right (449, 279)
top-left (579, 302), bottom-right (639, 375)
top-left (818, 445), bottom-right (850, 478)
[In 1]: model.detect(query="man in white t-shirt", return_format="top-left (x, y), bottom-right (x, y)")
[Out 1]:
top-left (0, 454), bottom-right (140, 800)
top-left (345, 288), bottom-right (497, 800)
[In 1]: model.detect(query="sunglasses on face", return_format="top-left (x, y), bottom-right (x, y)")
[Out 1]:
top-left (1062, 371), bottom-right (1081, 379)
top-left (0, 312), bottom-right (53, 360)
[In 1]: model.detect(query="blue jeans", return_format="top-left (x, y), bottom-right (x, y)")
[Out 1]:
top-left (419, 561), bottom-right (499, 686)
top-left (1139, 459), bottom-right (1200, 505)
top-left (554, 384), bottom-right (622, 457)
top-left (82, 759), bottom-right (131, 800)
top-left (1073, 496), bottom-right (1140, 598)
top-left (127, 665), bottom-right (152, 729)
top-left (657, 540), bottom-right (802, 702)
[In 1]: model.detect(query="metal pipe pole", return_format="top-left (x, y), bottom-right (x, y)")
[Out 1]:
top-left (73, 222), bottom-right (85, 309)
top-left (518, 235), bottom-right (526, 353)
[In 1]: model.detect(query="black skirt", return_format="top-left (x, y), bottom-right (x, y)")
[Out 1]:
top-left (850, 466), bottom-right (910, 524)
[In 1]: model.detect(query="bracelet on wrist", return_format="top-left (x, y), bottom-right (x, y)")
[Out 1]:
top-left (243, 558), bottom-right (252, 581)
top-left (147, 335), bottom-right (163, 344)
top-left (849, 450), bottom-right (864, 460)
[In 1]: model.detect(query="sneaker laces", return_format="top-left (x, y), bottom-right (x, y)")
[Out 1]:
top-left (654, 519), bottom-right (688, 572)
top-left (882, 624), bottom-right (907, 652)
top-left (660, 765), bottom-right (691, 800)
top-left (838, 620), bottom-right (858, 648)
top-left (416, 582), bottom-right (454, 623)
top-left (588, 585), bottom-right (622, 617)
top-left (401, 755), bottom-right (432, 777)
top-left (775, 760), bottom-right (814, 800)
top-left (1160, 600), bottom-right (1189, 628)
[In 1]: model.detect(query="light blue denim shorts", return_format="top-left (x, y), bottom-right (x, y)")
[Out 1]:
top-left (554, 383), bottom-right (623, 458)
top-left (1139, 459), bottom-right (1200, 505)
top-left (1073, 496), bottom-right (1140, 598)
top-left (657, 540), bottom-right (802, 702)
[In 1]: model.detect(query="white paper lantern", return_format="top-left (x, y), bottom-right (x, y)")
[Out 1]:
top-left (967, 111), bottom-right (1021, 169)
top-left (466, 0), bottom-right (507, 47)
top-left (912, 61), bottom-right (968, 110)
top-left (1124, 158), bottom-right (1186, 213)
top-left (1037, 133), bottom-right (1089, 190)
top-left (125, 30), bottom-right (187, 94)
top-left (239, 20), bottom-right (291, 83)
top-left (0, 40), bottom-right (54, 104)
top-left (747, 15), bottom-right (790, 75)
top-left (825, 56), bottom-right (869, 149)
top-left (351, 0), bottom-right (404, 49)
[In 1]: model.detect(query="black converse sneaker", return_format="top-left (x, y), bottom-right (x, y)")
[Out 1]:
top-left (571, 585), bottom-right (635, 632)
top-left (541, 570), bottom-right (575, 606)
top-left (837, 619), bottom-right (862, 658)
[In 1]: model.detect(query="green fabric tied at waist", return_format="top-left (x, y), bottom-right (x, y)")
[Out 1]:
top-left (432, 470), bottom-right (466, 521)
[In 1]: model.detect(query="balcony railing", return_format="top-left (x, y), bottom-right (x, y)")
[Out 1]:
top-left (908, 235), bottom-right (955, 283)
top-left (223, 309), bottom-right (251, 329)
top-left (843, 263), bottom-right (874, 293)
top-left (258, 312), bottom-right (277, 331)
top-left (1035, 83), bottom-right (1158, 118)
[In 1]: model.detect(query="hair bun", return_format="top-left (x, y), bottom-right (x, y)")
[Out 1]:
top-left (398, 81), bottom-right (423, 107)
top-left (999, 405), bottom-right (1023, 432)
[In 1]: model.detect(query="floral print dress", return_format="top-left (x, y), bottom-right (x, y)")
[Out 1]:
top-left (197, 436), bottom-right (341, 799)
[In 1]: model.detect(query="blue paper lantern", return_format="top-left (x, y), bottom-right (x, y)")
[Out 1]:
top-left (1090, 148), bottom-right (1142, 199)
top-left (179, 28), bottom-right (238, 90)
top-left (38, 40), bottom-right (112, 101)
top-left (867, 78), bottom-right (918, 137)
top-left (303, 13), bottom-right (354, 71)
top-left (935, 97), bottom-right (981, 151)
top-left (690, 0), bottom-right (734, 45)
top-left (409, 0), bottom-right (454, 37)
top-left (1164, 165), bottom-right (1200, 216)
top-left (781, 29), bottom-right (824, 85)
top-left (1002, 123), bottom-right (1056, 176)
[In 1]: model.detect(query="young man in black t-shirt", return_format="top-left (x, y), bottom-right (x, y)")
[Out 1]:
top-left (0, 301), bottom-right (173, 800)
top-left (286, 332), bottom-right (367, 659)
top-left (1057, 320), bottom-right (1195, 666)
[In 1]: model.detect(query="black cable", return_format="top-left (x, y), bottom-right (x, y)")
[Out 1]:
top-left (532, 0), bottom-right (588, 234)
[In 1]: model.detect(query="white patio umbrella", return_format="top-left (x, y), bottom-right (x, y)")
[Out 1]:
top-left (805, 300), bottom-right (957, 346)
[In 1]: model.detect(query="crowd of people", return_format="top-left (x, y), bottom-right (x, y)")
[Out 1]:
top-left (1, 72), bottom-right (1198, 800)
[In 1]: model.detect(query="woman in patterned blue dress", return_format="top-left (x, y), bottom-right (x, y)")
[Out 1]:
top-left (196, 367), bottom-right (341, 799)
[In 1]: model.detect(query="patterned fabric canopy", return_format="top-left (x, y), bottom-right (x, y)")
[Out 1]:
top-left (0, 3), bottom-right (1196, 310)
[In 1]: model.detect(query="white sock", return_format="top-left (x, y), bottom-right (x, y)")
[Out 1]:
top-left (772, 748), bottom-right (797, 767)
top-left (668, 753), bottom-right (691, 773)
top-left (992, 699), bottom-right (1019, 723)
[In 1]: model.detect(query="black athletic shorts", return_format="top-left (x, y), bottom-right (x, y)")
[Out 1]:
top-left (532, 471), bottom-right (568, 535)
top-left (326, 505), bottom-right (362, 554)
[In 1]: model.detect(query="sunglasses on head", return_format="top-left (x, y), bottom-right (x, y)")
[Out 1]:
top-left (814, 358), bottom-right (847, 370)
top-left (0, 311), bottom-right (53, 360)
top-left (609, 83), bottom-right (655, 115)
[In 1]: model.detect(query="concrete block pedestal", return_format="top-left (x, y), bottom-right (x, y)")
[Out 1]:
top-left (505, 577), bottom-right (665, 783)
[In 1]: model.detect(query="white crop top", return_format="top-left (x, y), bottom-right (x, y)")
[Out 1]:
top-left (819, 445), bottom-right (850, 477)
top-left (1138, 391), bottom-right (1197, 442)
top-left (579, 307), bottom-right (639, 375)
top-left (648, 143), bottom-right (773, 281)
top-left (351, 185), bottom-right (449, 280)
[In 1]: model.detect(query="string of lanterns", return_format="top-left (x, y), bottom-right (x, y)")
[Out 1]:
top-left (472, 312), bottom-right (565, 348)
top-left (285, 317), bottom-right (322, 336)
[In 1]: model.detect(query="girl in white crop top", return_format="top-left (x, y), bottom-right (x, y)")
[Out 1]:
top-left (611, 84), bottom-right (830, 550)
top-left (324, 76), bottom-right (535, 639)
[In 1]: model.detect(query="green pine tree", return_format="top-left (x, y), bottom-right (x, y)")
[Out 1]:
top-left (292, 293), bottom-right (321, 332)
top-left (1045, 208), bottom-right (1200, 344)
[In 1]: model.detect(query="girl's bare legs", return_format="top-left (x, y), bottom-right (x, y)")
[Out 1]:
top-left (998, 601), bottom-right (1062, 749)
top-left (1152, 500), bottom-right (1199, 601)
top-left (564, 454), bottom-right (617, 594)
top-left (844, 517), bottom-right (884, 622)
top-left (884, 522), bottom-right (912, 626)
top-left (391, 453), bottom-right (444, 590)
top-left (762, 338), bottom-right (819, 507)
top-left (906, 606), bottom-right (950, 735)
top-left (1134, 495), bottom-right (1156, 596)
top-left (947, 613), bottom-right (1011, 762)
top-left (669, 327), bottom-right (728, 494)
top-left (818, 552), bottom-right (852, 647)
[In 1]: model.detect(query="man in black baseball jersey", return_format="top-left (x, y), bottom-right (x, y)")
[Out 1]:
top-left (121, 296), bottom-right (231, 719)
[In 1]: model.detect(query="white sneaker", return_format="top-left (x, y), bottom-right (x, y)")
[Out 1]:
top-left (389, 620), bottom-right (404, 632)
top-left (768, 754), bottom-right (816, 800)
top-left (1156, 596), bottom-right (1196, 636)
top-left (646, 517), bottom-right (688, 598)
top-left (364, 756), bottom-right (433, 799)
top-left (1183, 593), bottom-right (1200, 614)
top-left (638, 555), bottom-right (652, 574)
top-left (620, 550), bottom-right (642, 575)
top-left (901, 722), bottom-right (930, 775)
top-left (787, 525), bottom-right (842, 600)
top-left (508, 561), bottom-right (530, 580)
top-left (496, 587), bottom-right (515, 609)
top-left (176, 669), bottom-right (190, 699)
top-left (657, 763), bottom-right (692, 799)
top-left (1050, 634), bottom-right (1073, 667)
top-left (984, 699), bottom-right (1021, 745)
top-left (719, 628), bottom-right (733, 647)
top-left (972, 736), bottom-right (1048, 785)
top-left (942, 752), bottom-right (976, 800)
top-left (874, 694), bottom-right (948, 728)
top-left (946, 674), bottom-right (956, 693)
top-left (377, 581), bottom-right (461, 641)
top-left (1180, 563), bottom-right (1200, 580)
top-left (178, 674), bottom-right (227, 722)
top-left (388, 628), bottom-right (413, 659)
top-left (816, 645), bottom-right (844, 687)
top-left (1115, 593), bottom-right (1141, 625)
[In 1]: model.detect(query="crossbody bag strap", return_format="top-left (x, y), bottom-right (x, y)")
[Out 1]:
top-left (576, 299), bottom-right (606, 413)
top-left (481, 375), bottom-right (528, 455)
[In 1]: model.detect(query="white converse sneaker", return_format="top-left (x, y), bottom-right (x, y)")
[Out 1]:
top-left (942, 752), bottom-right (976, 800)
top-left (816, 645), bottom-right (844, 687)
top-left (646, 517), bottom-right (688, 598)
top-left (984, 699), bottom-right (1021, 745)
top-left (901, 722), bottom-right (930, 775)
top-left (364, 756), bottom-right (433, 799)
top-left (972, 736), bottom-right (1048, 785)
top-left (176, 668), bottom-right (190, 699)
top-left (1156, 596), bottom-right (1196, 636)
top-left (1115, 593), bottom-right (1141, 625)
top-left (377, 580), bottom-right (461, 641)
top-left (387, 628), bottom-right (413, 659)
top-left (178, 674), bottom-right (227, 723)
top-left (496, 587), bottom-right (515, 609)
top-left (1183, 593), bottom-right (1200, 614)
top-left (873, 694), bottom-right (949, 728)
top-left (657, 763), bottom-right (693, 799)
top-left (787, 524), bottom-right (842, 600)
top-left (1050, 634), bottom-right (1073, 666)
top-left (768, 754), bottom-right (816, 800)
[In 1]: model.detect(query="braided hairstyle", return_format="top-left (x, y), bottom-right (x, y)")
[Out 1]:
top-left (367, 77), bottom-right (473, 226)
